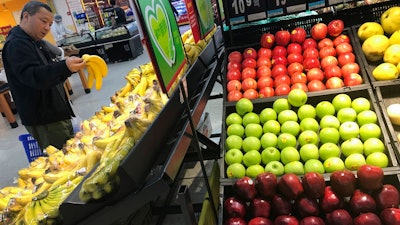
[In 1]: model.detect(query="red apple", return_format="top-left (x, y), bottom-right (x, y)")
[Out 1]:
top-left (303, 48), bottom-right (319, 59)
top-left (255, 172), bottom-right (277, 199)
top-left (324, 65), bottom-right (342, 79)
top-left (242, 57), bottom-right (257, 69)
top-left (319, 46), bottom-right (336, 58)
top-left (250, 197), bottom-right (271, 218)
top-left (272, 46), bottom-right (288, 57)
top-left (275, 30), bottom-right (291, 46)
top-left (301, 172), bottom-right (326, 199)
top-left (228, 61), bottom-right (242, 71)
top-left (243, 47), bottom-right (258, 59)
top-left (318, 38), bottom-right (334, 50)
top-left (291, 83), bottom-right (308, 92)
top-left (242, 68), bottom-right (257, 80)
top-left (274, 215), bottom-right (299, 225)
top-left (257, 66), bottom-right (272, 78)
top-left (227, 90), bottom-right (242, 101)
top-left (248, 217), bottom-right (273, 225)
top-left (325, 209), bottom-right (353, 225)
top-left (271, 64), bottom-right (288, 78)
top-left (344, 73), bottom-right (363, 86)
top-left (243, 88), bottom-right (259, 99)
top-left (287, 62), bottom-right (304, 76)
top-left (327, 19), bottom-right (344, 37)
top-left (260, 33), bottom-right (275, 49)
top-left (229, 51), bottom-right (242, 63)
top-left (257, 76), bottom-right (274, 89)
top-left (294, 196), bottom-right (320, 218)
top-left (335, 42), bottom-right (353, 55)
top-left (311, 23), bottom-right (328, 40)
top-left (353, 212), bottom-right (382, 225)
top-left (227, 68), bottom-right (242, 81)
top-left (291, 72), bottom-right (307, 84)
top-left (374, 184), bottom-right (400, 210)
top-left (321, 56), bottom-right (339, 69)
top-left (287, 53), bottom-right (303, 64)
top-left (338, 52), bottom-right (356, 67)
top-left (275, 84), bottom-right (291, 96)
top-left (257, 57), bottom-right (272, 68)
top-left (303, 57), bottom-right (320, 71)
top-left (287, 43), bottom-right (303, 54)
top-left (341, 62), bottom-right (360, 78)
top-left (380, 208), bottom-right (400, 225)
top-left (307, 68), bottom-right (325, 81)
top-left (274, 74), bottom-right (291, 87)
top-left (224, 196), bottom-right (247, 218)
top-left (302, 38), bottom-right (318, 50)
top-left (357, 164), bottom-right (384, 191)
top-left (333, 34), bottom-right (350, 47)
top-left (325, 77), bottom-right (344, 89)
top-left (227, 80), bottom-right (242, 92)
top-left (224, 218), bottom-right (247, 225)
top-left (277, 173), bottom-right (303, 200)
top-left (258, 47), bottom-right (272, 58)
top-left (242, 78), bottom-right (258, 91)
top-left (299, 216), bottom-right (325, 225)
top-left (271, 194), bottom-right (292, 216)
top-left (320, 186), bottom-right (344, 213)
top-left (307, 79), bottom-right (326, 92)
top-left (291, 27), bottom-right (307, 44)
top-left (259, 86), bottom-right (275, 98)
top-left (350, 189), bottom-right (377, 216)
top-left (271, 56), bottom-right (288, 66)
top-left (330, 170), bottom-right (356, 197)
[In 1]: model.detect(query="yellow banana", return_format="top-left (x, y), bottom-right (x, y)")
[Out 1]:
top-left (87, 55), bottom-right (108, 77)
top-left (38, 198), bottom-right (59, 219)
top-left (44, 145), bottom-right (59, 155)
top-left (118, 82), bottom-right (132, 97)
top-left (26, 168), bottom-right (46, 179)
top-left (33, 200), bottom-right (46, 222)
top-left (85, 149), bottom-right (101, 172)
top-left (132, 75), bottom-right (147, 96)
top-left (24, 201), bottom-right (38, 225)
top-left (86, 66), bottom-right (95, 89)
top-left (43, 170), bottom-right (73, 184)
top-left (93, 129), bottom-right (125, 149)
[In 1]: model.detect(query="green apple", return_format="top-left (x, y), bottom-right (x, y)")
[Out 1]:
top-left (304, 159), bottom-right (325, 174)
top-left (339, 121), bottom-right (360, 141)
top-left (225, 135), bottom-right (243, 150)
top-left (300, 117), bottom-right (320, 132)
top-left (337, 107), bottom-right (357, 123)
top-left (260, 132), bottom-right (278, 149)
top-left (288, 89), bottom-right (308, 107)
top-left (226, 163), bottom-right (246, 178)
top-left (226, 112), bottom-right (243, 126)
top-left (243, 150), bottom-right (262, 167)
top-left (225, 149), bottom-right (244, 165)
top-left (341, 138), bottom-right (364, 157)
top-left (242, 136), bottom-right (261, 152)
top-left (357, 110), bottom-right (378, 126)
top-left (242, 112), bottom-right (260, 126)
top-left (236, 98), bottom-right (253, 116)
top-left (323, 157), bottom-right (345, 173)
top-left (245, 123), bottom-right (263, 138)
top-left (273, 98), bottom-right (291, 114)
top-left (277, 133), bottom-right (297, 149)
top-left (351, 97), bottom-right (371, 114)
top-left (319, 143), bottom-right (341, 161)
top-left (298, 130), bottom-right (319, 146)
top-left (284, 161), bottom-right (305, 175)
top-left (265, 161), bottom-right (285, 176)
top-left (300, 143), bottom-right (320, 161)
top-left (227, 124), bottom-right (245, 137)
top-left (259, 108), bottom-right (277, 124)
top-left (278, 109), bottom-right (298, 124)
top-left (319, 127), bottom-right (340, 144)
top-left (366, 152), bottom-right (389, 168)
top-left (363, 137), bottom-right (385, 156)
top-left (280, 146), bottom-right (300, 165)
top-left (246, 164), bottom-right (265, 178)
top-left (315, 101), bottom-right (336, 119)
top-left (332, 93), bottom-right (352, 112)
top-left (319, 115), bottom-right (340, 129)
top-left (344, 153), bottom-right (366, 171)
top-left (280, 121), bottom-right (300, 136)
top-left (263, 120), bottom-right (281, 135)
top-left (359, 123), bottom-right (382, 141)
top-left (297, 104), bottom-right (316, 120)
top-left (357, 22), bottom-right (384, 42)
top-left (261, 147), bottom-right (280, 165)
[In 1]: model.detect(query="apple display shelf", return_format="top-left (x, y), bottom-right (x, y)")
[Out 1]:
top-left (58, 28), bottom-right (225, 225)
top-left (220, 86), bottom-right (399, 181)
top-left (218, 169), bottom-right (400, 225)
top-left (374, 81), bottom-right (400, 160)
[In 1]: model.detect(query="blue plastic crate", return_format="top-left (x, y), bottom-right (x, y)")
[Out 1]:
top-left (18, 134), bottom-right (43, 162)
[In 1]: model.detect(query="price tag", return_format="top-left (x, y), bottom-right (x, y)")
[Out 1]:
top-left (267, 0), bottom-right (306, 16)
top-left (307, 0), bottom-right (326, 10)
top-left (227, 0), bottom-right (267, 25)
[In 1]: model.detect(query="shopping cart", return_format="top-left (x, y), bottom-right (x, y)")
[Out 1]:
top-left (18, 134), bottom-right (43, 162)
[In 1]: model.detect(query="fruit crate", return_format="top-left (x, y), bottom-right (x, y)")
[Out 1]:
top-left (218, 169), bottom-right (400, 225)
top-left (220, 87), bottom-right (399, 180)
top-left (374, 81), bottom-right (400, 160)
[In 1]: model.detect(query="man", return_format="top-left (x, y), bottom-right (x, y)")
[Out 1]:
top-left (2, 1), bottom-right (86, 150)
top-left (50, 14), bottom-right (74, 46)
top-left (110, 0), bottom-right (127, 26)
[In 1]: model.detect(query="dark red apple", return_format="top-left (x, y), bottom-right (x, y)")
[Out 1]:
top-left (311, 23), bottom-right (328, 40)
top-left (227, 68), bottom-right (242, 81)
top-left (338, 52), bottom-right (356, 67)
top-left (325, 77), bottom-right (344, 89)
top-left (320, 186), bottom-right (344, 213)
top-left (242, 57), bottom-right (257, 69)
top-left (272, 46), bottom-right (288, 57)
top-left (278, 173), bottom-right (303, 200)
top-left (294, 195), bottom-right (320, 218)
top-left (380, 208), bottom-right (400, 225)
top-left (271, 64), bottom-right (288, 78)
top-left (303, 57), bottom-right (320, 71)
top-left (233, 176), bottom-right (257, 201)
top-left (257, 76), bottom-right (274, 89)
top-left (255, 172), bottom-right (277, 199)
top-left (257, 57), bottom-right (272, 68)
top-left (291, 27), bottom-right (307, 44)
top-left (302, 172), bottom-right (326, 199)
top-left (330, 170), bottom-right (356, 197)
top-left (299, 216), bottom-right (325, 225)
top-left (325, 209), bottom-right (353, 225)
top-left (274, 74), bottom-right (291, 88)
top-left (271, 56), bottom-right (288, 66)
top-left (248, 217), bottom-right (273, 225)
top-left (287, 43), bottom-right (303, 54)
top-left (357, 164), bottom-right (384, 191)
top-left (344, 73), bottom-right (363, 86)
top-left (258, 47), bottom-right (272, 59)
top-left (275, 30), bottom-right (291, 46)
top-left (374, 184), bottom-right (400, 210)
top-left (333, 34), bottom-right (350, 47)
top-left (250, 197), bottom-right (271, 218)
top-left (274, 215), bottom-right (299, 225)
top-left (287, 62), bottom-right (304, 76)
top-left (260, 33), bottom-right (275, 49)
top-left (307, 80), bottom-right (325, 92)
top-left (319, 46), bottom-right (336, 58)
top-left (242, 67), bottom-right (257, 80)
top-left (224, 217), bottom-right (247, 225)
top-left (272, 194), bottom-right (292, 216)
top-left (257, 65), bottom-right (272, 78)
top-left (227, 61), bottom-right (242, 72)
top-left (327, 19), bottom-right (344, 37)
top-left (224, 197), bottom-right (247, 218)
top-left (243, 47), bottom-right (258, 59)
top-left (354, 212), bottom-right (382, 225)
top-left (302, 38), bottom-right (318, 50)
top-left (350, 189), bottom-right (377, 216)
top-left (229, 51), bottom-right (243, 63)
top-left (287, 53), bottom-right (303, 64)
top-left (303, 48), bottom-right (319, 59)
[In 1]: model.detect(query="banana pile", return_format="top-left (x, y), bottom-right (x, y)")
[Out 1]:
top-left (82, 54), bottom-right (108, 90)
top-left (182, 24), bottom-right (218, 64)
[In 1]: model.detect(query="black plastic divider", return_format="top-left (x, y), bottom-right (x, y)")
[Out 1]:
top-left (220, 87), bottom-right (398, 181)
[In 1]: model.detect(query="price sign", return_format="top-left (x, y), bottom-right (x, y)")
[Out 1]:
top-left (307, 0), bottom-right (326, 10)
top-left (227, 0), bottom-right (267, 25)
top-left (267, 0), bottom-right (306, 16)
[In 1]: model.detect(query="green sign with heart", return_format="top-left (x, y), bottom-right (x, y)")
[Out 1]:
top-left (136, 0), bottom-right (186, 91)
top-left (195, 0), bottom-right (215, 36)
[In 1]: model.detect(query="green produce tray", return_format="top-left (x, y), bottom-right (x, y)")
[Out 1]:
top-left (374, 81), bottom-right (400, 159)
top-left (218, 170), bottom-right (400, 224)
top-left (220, 87), bottom-right (398, 180)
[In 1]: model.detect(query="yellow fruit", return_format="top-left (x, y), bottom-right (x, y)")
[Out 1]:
top-left (387, 104), bottom-right (400, 125)
top-left (357, 22), bottom-right (384, 42)
top-left (372, 62), bottom-right (399, 81)
top-left (397, 63), bottom-right (400, 73)
top-left (389, 30), bottom-right (400, 45)
top-left (381, 6), bottom-right (400, 35)
top-left (384, 44), bottom-right (400, 65)
top-left (362, 35), bottom-right (390, 62)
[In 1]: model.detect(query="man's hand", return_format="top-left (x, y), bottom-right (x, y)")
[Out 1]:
top-left (65, 56), bottom-right (85, 72)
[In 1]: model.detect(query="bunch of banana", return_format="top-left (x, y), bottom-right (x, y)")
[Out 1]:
top-left (82, 54), bottom-right (108, 90)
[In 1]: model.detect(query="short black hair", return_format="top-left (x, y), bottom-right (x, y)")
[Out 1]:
top-left (20, 1), bottom-right (52, 20)
top-left (109, 0), bottom-right (116, 6)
